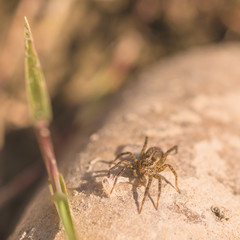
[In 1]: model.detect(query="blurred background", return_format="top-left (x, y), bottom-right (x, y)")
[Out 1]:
top-left (0, 0), bottom-right (240, 238)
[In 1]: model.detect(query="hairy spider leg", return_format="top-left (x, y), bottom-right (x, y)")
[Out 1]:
top-left (165, 145), bottom-right (178, 156)
top-left (108, 160), bottom-right (133, 178)
top-left (139, 175), bottom-right (153, 214)
top-left (153, 175), bottom-right (162, 210)
top-left (110, 164), bottom-right (131, 194)
top-left (113, 152), bottom-right (137, 163)
top-left (159, 145), bottom-right (178, 166)
top-left (140, 136), bottom-right (148, 158)
top-left (158, 164), bottom-right (180, 193)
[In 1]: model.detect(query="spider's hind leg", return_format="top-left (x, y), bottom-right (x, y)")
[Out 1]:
top-left (112, 152), bottom-right (137, 163)
top-left (108, 160), bottom-right (128, 177)
top-left (109, 163), bottom-right (132, 194)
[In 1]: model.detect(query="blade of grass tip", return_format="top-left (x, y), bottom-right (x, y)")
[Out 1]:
top-left (24, 16), bottom-right (52, 124)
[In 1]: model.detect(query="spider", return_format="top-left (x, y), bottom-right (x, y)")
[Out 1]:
top-left (108, 136), bottom-right (181, 214)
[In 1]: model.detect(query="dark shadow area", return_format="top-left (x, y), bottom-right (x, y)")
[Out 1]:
top-left (0, 128), bottom-right (44, 239)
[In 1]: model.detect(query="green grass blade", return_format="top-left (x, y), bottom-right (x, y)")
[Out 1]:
top-left (53, 192), bottom-right (77, 240)
top-left (24, 16), bottom-right (52, 123)
top-left (52, 175), bottom-right (78, 240)
top-left (49, 177), bottom-right (78, 240)
top-left (59, 173), bottom-right (68, 195)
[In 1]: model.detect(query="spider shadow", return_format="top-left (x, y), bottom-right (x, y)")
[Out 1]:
top-left (72, 143), bottom-right (140, 197)
top-left (72, 159), bottom-right (111, 197)
top-left (72, 148), bottom-right (140, 198)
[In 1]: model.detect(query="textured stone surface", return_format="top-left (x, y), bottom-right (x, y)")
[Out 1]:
top-left (11, 43), bottom-right (240, 240)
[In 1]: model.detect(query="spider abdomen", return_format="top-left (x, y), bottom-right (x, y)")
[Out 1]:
top-left (141, 147), bottom-right (163, 167)
top-left (146, 147), bottom-right (163, 162)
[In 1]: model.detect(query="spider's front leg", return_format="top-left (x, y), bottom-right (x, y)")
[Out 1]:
top-left (160, 145), bottom-right (178, 165)
top-left (139, 175), bottom-right (153, 214)
top-left (158, 164), bottom-right (180, 193)
top-left (164, 145), bottom-right (178, 157)
top-left (140, 136), bottom-right (148, 159)
top-left (153, 174), bottom-right (162, 210)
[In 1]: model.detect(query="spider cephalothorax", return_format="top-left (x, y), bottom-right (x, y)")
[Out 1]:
top-left (108, 136), bottom-right (180, 213)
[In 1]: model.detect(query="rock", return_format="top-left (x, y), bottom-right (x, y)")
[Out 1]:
top-left (11, 43), bottom-right (240, 240)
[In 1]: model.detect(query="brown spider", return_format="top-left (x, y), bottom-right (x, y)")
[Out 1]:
top-left (108, 136), bottom-right (180, 214)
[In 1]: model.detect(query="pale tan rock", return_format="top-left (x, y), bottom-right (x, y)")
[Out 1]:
top-left (11, 43), bottom-right (240, 240)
